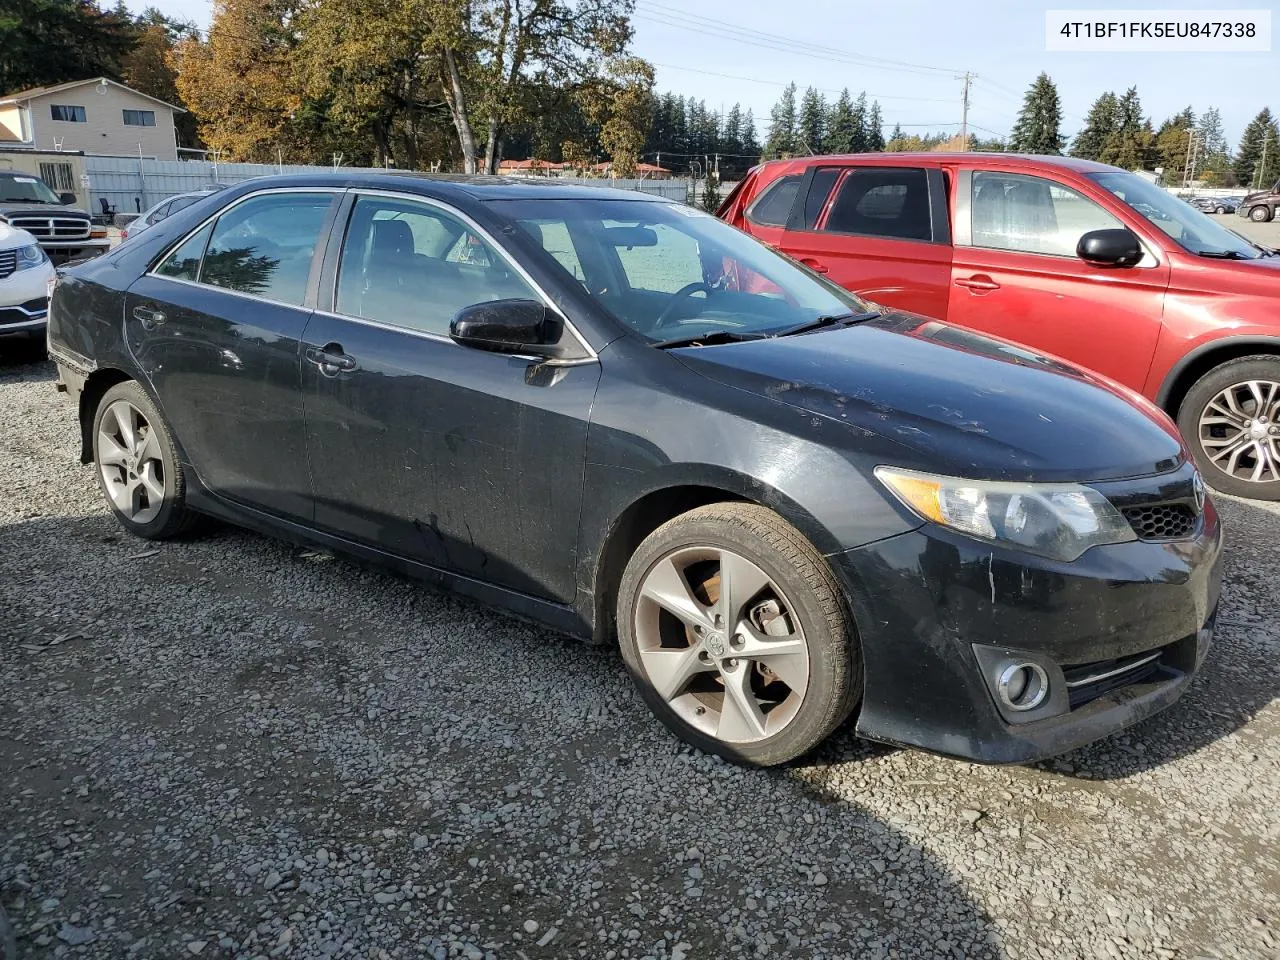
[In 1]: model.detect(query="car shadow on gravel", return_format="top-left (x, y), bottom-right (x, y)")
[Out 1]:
top-left (0, 341), bottom-right (52, 374)
top-left (1032, 494), bottom-right (1280, 782)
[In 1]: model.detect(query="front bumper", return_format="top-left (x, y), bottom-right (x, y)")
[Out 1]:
top-left (831, 496), bottom-right (1223, 764)
top-left (0, 261), bottom-right (55, 335)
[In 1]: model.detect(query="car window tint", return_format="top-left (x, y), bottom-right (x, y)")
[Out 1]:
top-left (803, 168), bottom-right (841, 228)
top-left (823, 168), bottom-right (933, 241)
top-left (336, 196), bottom-right (538, 337)
top-left (518, 219), bottom-right (588, 284)
top-left (607, 220), bottom-right (703, 294)
top-left (746, 175), bottom-right (800, 226)
top-left (201, 193), bottom-right (334, 304)
top-left (155, 222), bottom-right (213, 282)
top-left (971, 172), bottom-right (1122, 257)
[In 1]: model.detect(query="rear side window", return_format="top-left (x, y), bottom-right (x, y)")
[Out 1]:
top-left (155, 222), bottom-right (213, 282)
top-left (201, 192), bottom-right (335, 305)
top-left (822, 168), bottom-right (933, 241)
top-left (167, 195), bottom-right (202, 217)
top-left (746, 175), bottom-right (801, 226)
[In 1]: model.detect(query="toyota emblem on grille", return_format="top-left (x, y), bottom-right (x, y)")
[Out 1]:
top-left (1192, 472), bottom-right (1206, 513)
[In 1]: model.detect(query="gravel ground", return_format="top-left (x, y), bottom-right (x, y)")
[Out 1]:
top-left (1, 343), bottom-right (1278, 960)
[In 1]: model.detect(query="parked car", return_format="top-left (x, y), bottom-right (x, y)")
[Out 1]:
top-left (0, 220), bottom-right (56, 340)
top-left (120, 186), bottom-right (229, 243)
top-left (1238, 179), bottom-right (1279, 223)
top-left (1190, 196), bottom-right (1240, 215)
top-left (48, 174), bottom-right (1222, 767)
top-left (719, 153), bottom-right (1280, 499)
top-left (0, 171), bottom-right (110, 265)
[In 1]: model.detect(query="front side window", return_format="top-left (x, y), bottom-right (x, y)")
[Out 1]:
top-left (123, 109), bottom-right (156, 126)
top-left (823, 168), bottom-right (933, 241)
top-left (201, 192), bottom-right (334, 304)
top-left (745, 175), bottom-right (800, 226)
top-left (50, 104), bottom-right (86, 122)
top-left (970, 171), bottom-right (1122, 257)
top-left (155, 222), bottom-right (213, 282)
top-left (336, 196), bottom-right (538, 336)
top-left (490, 198), bottom-right (872, 342)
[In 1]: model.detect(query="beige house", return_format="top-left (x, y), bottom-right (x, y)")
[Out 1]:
top-left (0, 78), bottom-right (182, 160)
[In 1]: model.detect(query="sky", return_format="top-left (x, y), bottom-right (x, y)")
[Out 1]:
top-left (127, 0), bottom-right (1278, 153)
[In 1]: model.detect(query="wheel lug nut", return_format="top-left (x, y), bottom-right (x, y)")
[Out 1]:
top-left (695, 706), bottom-right (706, 716)
top-left (730, 634), bottom-right (744, 649)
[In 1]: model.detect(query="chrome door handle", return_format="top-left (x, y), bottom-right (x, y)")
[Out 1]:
top-left (133, 305), bottom-right (166, 329)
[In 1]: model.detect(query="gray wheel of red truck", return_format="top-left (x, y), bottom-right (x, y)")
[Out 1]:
top-left (1178, 356), bottom-right (1280, 500)
top-left (1249, 205), bottom-right (1274, 222)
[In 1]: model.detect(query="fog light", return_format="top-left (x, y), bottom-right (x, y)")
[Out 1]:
top-left (997, 662), bottom-right (1049, 711)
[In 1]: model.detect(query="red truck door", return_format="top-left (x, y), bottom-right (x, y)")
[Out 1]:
top-left (774, 163), bottom-right (954, 319)
top-left (946, 167), bottom-right (1170, 389)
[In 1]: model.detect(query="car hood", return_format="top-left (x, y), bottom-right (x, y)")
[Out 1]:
top-left (0, 202), bottom-right (88, 217)
top-left (673, 312), bottom-right (1185, 483)
top-left (0, 221), bottom-right (39, 250)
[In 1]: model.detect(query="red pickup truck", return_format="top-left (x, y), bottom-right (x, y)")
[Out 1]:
top-left (719, 153), bottom-right (1280, 499)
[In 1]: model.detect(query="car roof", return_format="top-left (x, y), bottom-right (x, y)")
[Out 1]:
top-left (219, 172), bottom-right (669, 203)
top-left (757, 152), bottom-right (1124, 175)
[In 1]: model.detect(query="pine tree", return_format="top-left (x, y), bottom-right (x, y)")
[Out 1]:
top-left (723, 103), bottom-right (743, 156)
top-left (1072, 92), bottom-right (1118, 160)
top-left (742, 108), bottom-right (760, 160)
top-left (1008, 72), bottom-right (1064, 154)
top-left (886, 122), bottom-right (905, 150)
top-left (1197, 106), bottom-right (1228, 155)
top-left (797, 86), bottom-right (826, 154)
top-left (825, 88), bottom-right (856, 153)
top-left (850, 92), bottom-right (868, 151)
top-left (866, 102), bottom-right (884, 151)
top-left (1100, 87), bottom-right (1153, 170)
top-left (766, 83), bottom-right (797, 158)
top-left (1236, 108), bottom-right (1280, 188)
top-left (1154, 108), bottom-right (1195, 184)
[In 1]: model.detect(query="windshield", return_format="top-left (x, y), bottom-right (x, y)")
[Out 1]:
top-left (1088, 171), bottom-right (1261, 259)
top-left (486, 197), bottom-right (871, 342)
top-left (0, 174), bottom-right (63, 204)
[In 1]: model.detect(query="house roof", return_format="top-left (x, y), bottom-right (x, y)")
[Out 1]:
top-left (0, 77), bottom-right (186, 113)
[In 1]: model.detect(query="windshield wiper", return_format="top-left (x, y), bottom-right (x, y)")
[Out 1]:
top-left (651, 329), bottom-right (768, 350)
top-left (773, 310), bottom-right (881, 337)
top-left (1197, 249), bottom-right (1253, 260)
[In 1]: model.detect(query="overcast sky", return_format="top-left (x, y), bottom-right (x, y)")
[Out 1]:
top-left (128, 0), bottom-right (1277, 152)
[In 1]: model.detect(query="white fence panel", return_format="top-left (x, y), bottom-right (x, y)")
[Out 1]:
top-left (85, 157), bottom-right (695, 217)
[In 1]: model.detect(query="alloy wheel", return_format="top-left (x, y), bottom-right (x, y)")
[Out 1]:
top-left (97, 399), bottom-right (166, 523)
top-left (632, 546), bottom-right (810, 744)
top-left (1197, 379), bottom-right (1280, 484)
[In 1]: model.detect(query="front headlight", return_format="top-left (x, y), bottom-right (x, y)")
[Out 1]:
top-left (14, 243), bottom-right (48, 271)
top-left (874, 466), bottom-right (1135, 562)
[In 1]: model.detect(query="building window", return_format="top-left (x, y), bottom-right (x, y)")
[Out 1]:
top-left (50, 104), bottom-right (87, 122)
top-left (123, 109), bottom-right (156, 127)
top-left (39, 162), bottom-right (75, 193)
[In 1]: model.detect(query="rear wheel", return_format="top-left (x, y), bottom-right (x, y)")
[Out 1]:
top-left (617, 503), bottom-right (860, 766)
top-left (1215, 205), bottom-right (1227, 215)
top-left (92, 380), bottom-right (202, 538)
top-left (1249, 204), bottom-right (1274, 223)
top-left (1177, 356), bottom-right (1280, 500)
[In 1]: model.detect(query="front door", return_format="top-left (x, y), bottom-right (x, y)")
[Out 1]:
top-left (123, 189), bottom-right (340, 520)
top-left (946, 169), bottom-right (1170, 388)
top-left (300, 193), bottom-right (599, 603)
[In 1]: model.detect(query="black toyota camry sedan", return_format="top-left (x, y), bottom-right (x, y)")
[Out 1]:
top-left (46, 174), bottom-right (1223, 767)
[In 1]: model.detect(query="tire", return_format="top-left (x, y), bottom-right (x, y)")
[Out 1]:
top-left (617, 503), bottom-right (861, 766)
top-left (1250, 205), bottom-right (1274, 223)
top-left (1215, 206), bottom-right (1227, 215)
top-left (1177, 355), bottom-right (1280, 500)
top-left (92, 380), bottom-right (203, 538)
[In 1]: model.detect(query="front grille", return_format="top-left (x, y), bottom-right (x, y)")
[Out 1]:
top-left (1123, 503), bottom-right (1197, 541)
top-left (1063, 648), bottom-right (1165, 709)
top-left (0, 249), bottom-right (14, 279)
top-left (7, 215), bottom-right (91, 241)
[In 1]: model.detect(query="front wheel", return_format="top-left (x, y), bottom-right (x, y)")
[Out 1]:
top-left (92, 380), bottom-right (203, 538)
top-left (1250, 205), bottom-right (1274, 223)
top-left (1215, 206), bottom-right (1227, 215)
top-left (617, 503), bottom-right (861, 766)
top-left (1177, 356), bottom-right (1280, 500)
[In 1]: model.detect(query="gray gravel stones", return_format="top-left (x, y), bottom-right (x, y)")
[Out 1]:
top-left (2, 350), bottom-right (1279, 959)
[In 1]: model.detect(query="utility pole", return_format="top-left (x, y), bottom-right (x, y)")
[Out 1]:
top-left (956, 72), bottom-right (976, 151)
top-left (1182, 131), bottom-right (1203, 189)
top-left (1258, 136), bottom-right (1270, 189)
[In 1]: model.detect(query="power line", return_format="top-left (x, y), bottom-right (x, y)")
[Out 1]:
top-left (649, 62), bottom-right (957, 103)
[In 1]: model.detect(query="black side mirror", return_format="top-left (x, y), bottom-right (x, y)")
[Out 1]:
top-left (58, 192), bottom-right (77, 206)
top-left (450, 298), bottom-right (563, 357)
top-left (1077, 228), bottom-right (1143, 267)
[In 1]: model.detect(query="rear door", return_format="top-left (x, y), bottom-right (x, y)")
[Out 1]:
top-left (123, 188), bottom-right (340, 520)
top-left (776, 163), bottom-right (954, 319)
top-left (947, 167), bottom-right (1170, 388)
